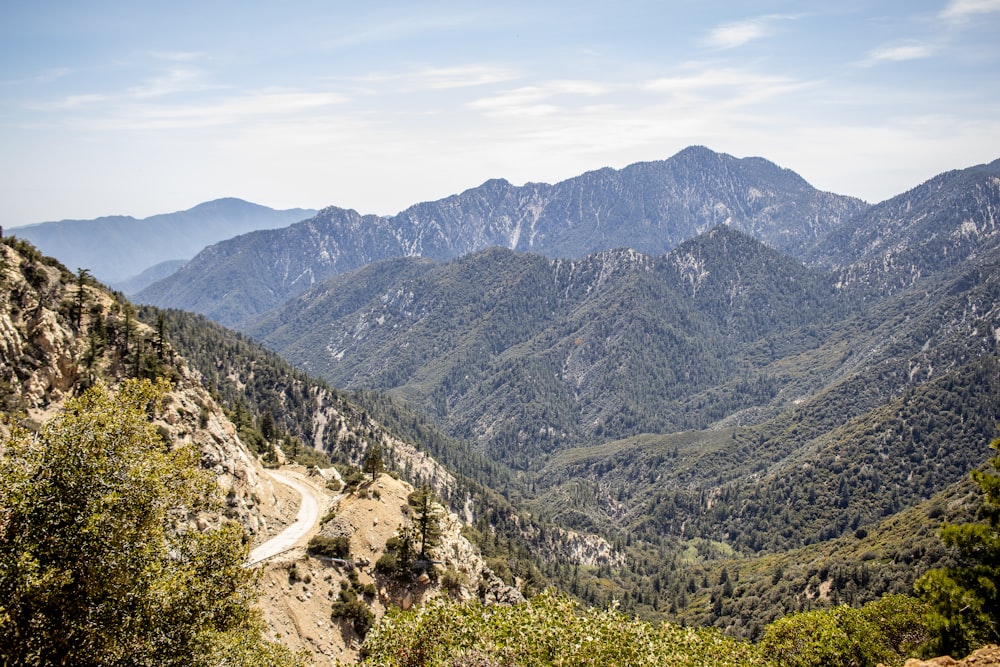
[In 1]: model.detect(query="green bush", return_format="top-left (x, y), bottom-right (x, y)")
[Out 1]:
top-left (307, 535), bottom-right (351, 559)
top-left (359, 591), bottom-right (765, 667)
top-left (441, 568), bottom-right (469, 595)
top-left (331, 587), bottom-right (375, 639)
top-left (758, 595), bottom-right (928, 667)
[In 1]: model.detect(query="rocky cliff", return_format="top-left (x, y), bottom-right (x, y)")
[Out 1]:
top-left (0, 237), bottom-right (284, 540)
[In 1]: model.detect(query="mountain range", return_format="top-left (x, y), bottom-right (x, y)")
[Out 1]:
top-left (136, 146), bottom-right (867, 326)
top-left (11, 197), bottom-right (315, 288)
top-left (135, 147), bottom-right (1000, 632)
top-left (7, 146), bottom-right (1000, 642)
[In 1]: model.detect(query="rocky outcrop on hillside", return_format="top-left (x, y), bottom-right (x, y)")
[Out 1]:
top-left (904, 645), bottom-right (1000, 667)
top-left (257, 472), bottom-right (523, 665)
top-left (0, 238), bottom-right (283, 540)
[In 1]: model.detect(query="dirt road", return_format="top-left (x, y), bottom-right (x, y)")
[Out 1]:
top-left (247, 470), bottom-right (320, 565)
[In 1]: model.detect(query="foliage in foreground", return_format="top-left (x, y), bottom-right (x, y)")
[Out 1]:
top-left (916, 434), bottom-right (1000, 657)
top-left (0, 379), bottom-right (303, 667)
top-left (758, 594), bottom-right (929, 667)
top-left (356, 591), bottom-right (767, 667)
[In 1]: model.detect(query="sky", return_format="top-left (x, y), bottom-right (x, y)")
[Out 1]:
top-left (2, 1), bottom-right (999, 227)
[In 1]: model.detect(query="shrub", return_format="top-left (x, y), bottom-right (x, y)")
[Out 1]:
top-left (758, 595), bottom-right (928, 667)
top-left (441, 569), bottom-right (470, 595)
top-left (331, 587), bottom-right (375, 639)
top-left (359, 591), bottom-right (766, 666)
top-left (307, 535), bottom-right (351, 559)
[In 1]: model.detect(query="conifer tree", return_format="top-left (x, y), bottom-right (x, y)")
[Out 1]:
top-left (916, 434), bottom-right (1000, 656)
top-left (408, 484), bottom-right (442, 561)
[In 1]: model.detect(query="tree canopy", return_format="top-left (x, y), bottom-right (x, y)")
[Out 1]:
top-left (0, 379), bottom-right (303, 667)
top-left (916, 432), bottom-right (1000, 657)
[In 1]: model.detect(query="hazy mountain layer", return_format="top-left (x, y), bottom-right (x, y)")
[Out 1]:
top-left (12, 197), bottom-right (315, 284)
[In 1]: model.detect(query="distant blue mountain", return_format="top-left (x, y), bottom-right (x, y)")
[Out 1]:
top-left (11, 198), bottom-right (315, 284)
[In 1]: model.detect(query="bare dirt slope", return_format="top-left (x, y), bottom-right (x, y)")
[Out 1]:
top-left (255, 469), bottom-right (516, 665)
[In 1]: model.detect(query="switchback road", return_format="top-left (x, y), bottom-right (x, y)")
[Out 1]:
top-left (247, 470), bottom-right (320, 565)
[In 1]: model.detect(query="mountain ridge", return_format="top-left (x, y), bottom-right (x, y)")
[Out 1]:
top-left (137, 147), bottom-right (868, 326)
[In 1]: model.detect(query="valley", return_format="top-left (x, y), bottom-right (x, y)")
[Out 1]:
top-left (3, 147), bottom-right (1000, 664)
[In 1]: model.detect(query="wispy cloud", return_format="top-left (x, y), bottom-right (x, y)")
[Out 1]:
top-left (704, 14), bottom-right (797, 49)
top-left (940, 0), bottom-right (1000, 21)
top-left (644, 67), bottom-right (802, 102)
top-left (468, 80), bottom-right (611, 117)
top-left (415, 65), bottom-right (518, 90)
top-left (862, 43), bottom-right (935, 65)
top-left (126, 67), bottom-right (217, 98)
top-left (100, 90), bottom-right (348, 131)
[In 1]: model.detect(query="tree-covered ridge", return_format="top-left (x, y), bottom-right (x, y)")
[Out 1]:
top-left (245, 227), bottom-right (846, 464)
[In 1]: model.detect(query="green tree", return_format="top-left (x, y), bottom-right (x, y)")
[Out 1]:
top-left (0, 379), bottom-right (303, 667)
top-left (758, 595), bottom-right (928, 667)
top-left (363, 443), bottom-right (384, 483)
top-left (70, 267), bottom-right (90, 331)
top-left (408, 484), bottom-right (442, 561)
top-left (916, 433), bottom-right (1000, 657)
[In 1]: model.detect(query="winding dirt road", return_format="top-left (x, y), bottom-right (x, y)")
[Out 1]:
top-left (247, 470), bottom-right (320, 565)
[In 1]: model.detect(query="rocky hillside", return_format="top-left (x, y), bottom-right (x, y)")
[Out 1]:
top-left (0, 236), bottom-right (284, 540)
top-left (809, 158), bottom-right (1000, 297)
top-left (136, 146), bottom-right (866, 326)
top-left (256, 470), bottom-right (521, 665)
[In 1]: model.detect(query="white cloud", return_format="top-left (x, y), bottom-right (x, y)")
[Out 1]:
top-left (415, 65), bottom-right (518, 90)
top-left (644, 67), bottom-right (803, 106)
top-left (863, 43), bottom-right (935, 65)
top-left (106, 90), bottom-right (348, 130)
top-left (940, 0), bottom-right (1000, 21)
top-left (126, 67), bottom-right (216, 98)
top-left (468, 80), bottom-right (611, 117)
top-left (706, 19), bottom-right (770, 49)
top-left (704, 14), bottom-right (798, 50)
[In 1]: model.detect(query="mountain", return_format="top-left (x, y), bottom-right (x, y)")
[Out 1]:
top-left (244, 227), bottom-right (844, 464)
top-left (137, 147), bottom-right (866, 326)
top-left (6, 157), bottom-right (1000, 653)
top-left (10, 198), bottom-right (315, 284)
top-left (111, 259), bottom-right (188, 294)
top-left (228, 155), bottom-right (1000, 628)
top-left (809, 157), bottom-right (1000, 296)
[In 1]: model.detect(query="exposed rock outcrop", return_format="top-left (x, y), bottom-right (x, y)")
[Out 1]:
top-left (904, 645), bottom-right (1000, 667)
top-left (0, 238), bottom-right (282, 539)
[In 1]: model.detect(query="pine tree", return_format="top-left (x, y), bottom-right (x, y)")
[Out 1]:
top-left (364, 443), bottom-right (385, 482)
top-left (408, 484), bottom-right (442, 561)
top-left (916, 433), bottom-right (1000, 657)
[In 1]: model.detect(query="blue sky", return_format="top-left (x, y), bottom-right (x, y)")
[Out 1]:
top-left (2, 1), bottom-right (999, 226)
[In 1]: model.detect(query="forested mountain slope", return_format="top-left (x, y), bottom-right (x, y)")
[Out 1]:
top-left (227, 156), bottom-right (1000, 629)
top-left (244, 227), bottom-right (846, 464)
top-left (137, 146), bottom-right (866, 326)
